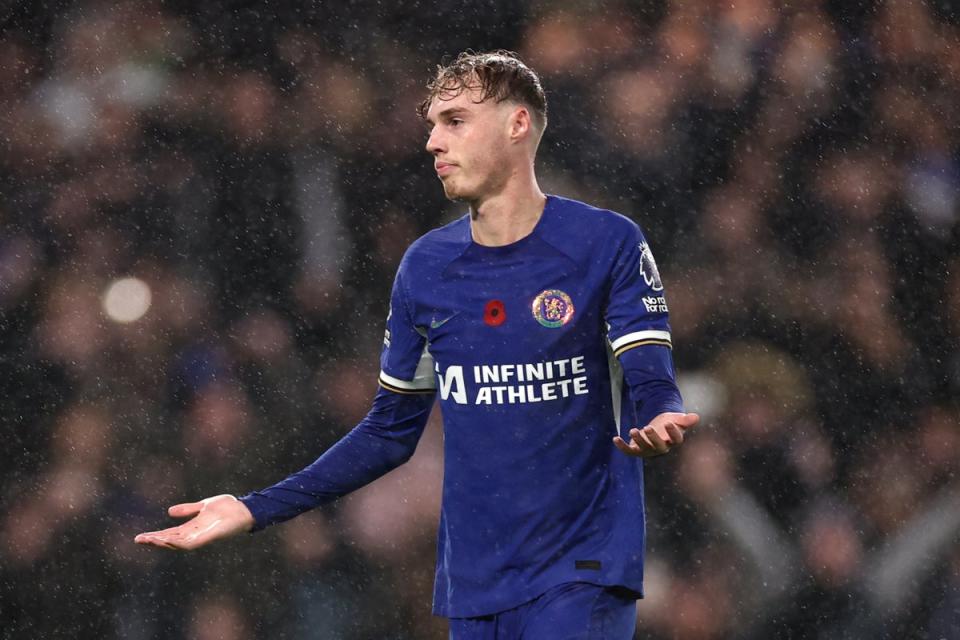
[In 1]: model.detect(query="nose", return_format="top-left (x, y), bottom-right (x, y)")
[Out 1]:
top-left (425, 125), bottom-right (445, 156)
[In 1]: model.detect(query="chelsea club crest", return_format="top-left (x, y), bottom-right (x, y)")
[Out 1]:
top-left (532, 289), bottom-right (575, 328)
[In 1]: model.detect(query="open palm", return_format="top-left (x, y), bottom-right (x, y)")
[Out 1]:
top-left (134, 494), bottom-right (254, 551)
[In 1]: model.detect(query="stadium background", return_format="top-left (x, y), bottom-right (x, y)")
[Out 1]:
top-left (1, 0), bottom-right (959, 638)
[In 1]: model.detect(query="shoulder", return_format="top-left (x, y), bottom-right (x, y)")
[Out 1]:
top-left (397, 214), bottom-right (471, 277)
top-left (542, 195), bottom-right (644, 256)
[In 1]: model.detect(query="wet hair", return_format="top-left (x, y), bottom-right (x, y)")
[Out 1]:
top-left (417, 50), bottom-right (548, 131)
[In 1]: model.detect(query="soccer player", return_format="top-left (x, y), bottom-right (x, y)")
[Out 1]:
top-left (135, 51), bottom-right (699, 639)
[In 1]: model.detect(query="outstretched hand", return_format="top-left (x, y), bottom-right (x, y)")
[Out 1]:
top-left (613, 412), bottom-right (699, 458)
top-left (134, 494), bottom-right (255, 551)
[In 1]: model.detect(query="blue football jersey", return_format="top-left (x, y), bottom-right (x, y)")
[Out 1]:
top-left (240, 194), bottom-right (682, 618)
top-left (377, 194), bottom-right (682, 617)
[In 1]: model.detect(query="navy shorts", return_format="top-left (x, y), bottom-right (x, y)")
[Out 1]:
top-left (448, 582), bottom-right (637, 640)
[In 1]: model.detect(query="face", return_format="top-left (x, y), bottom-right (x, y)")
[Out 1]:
top-left (424, 85), bottom-right (517, 202)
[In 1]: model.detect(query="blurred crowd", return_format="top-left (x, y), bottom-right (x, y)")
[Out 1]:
top-left (1, 0), bottom-right (958, 638)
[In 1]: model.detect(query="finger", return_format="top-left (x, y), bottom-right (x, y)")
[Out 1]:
top-left (630, 429), bottom-right (662, 457)
top-left (675, 413), bottom-right (700, 429)
top-left (614, 435), bottom-right (651, 457)
top-left (152, 537), bottom-right (187, 550)
top-left (640, 427), bottom-right (670, 454)
top-left (135, 531), bottom-right (181, 546)
top-left (134, 533), bottom-right (180, 549)
top-left (136, 524), bottom-right (188, 538)
top-left (630, 428), bottom-right (656, 450)
top-left (664, 423), bottom-right (685, 446)
top-left (168, 502), bottom-right (203, 519)
top-left (141, 537), bottom-right (179, 550)
top-left (613, 436), bottom-right (638, 456)
top-left (134, 531), bottom-right (174, 544)
top-left (138, 525), bottom-right (204, 550)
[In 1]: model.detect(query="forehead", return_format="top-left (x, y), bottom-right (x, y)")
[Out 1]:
top-left (425, 83), bottom-right (499, 122)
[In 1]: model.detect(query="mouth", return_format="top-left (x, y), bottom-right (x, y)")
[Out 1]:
top-left (435, 161), bottom-right (457, 177)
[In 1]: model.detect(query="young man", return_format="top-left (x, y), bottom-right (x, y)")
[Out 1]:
top-left (136, 51), bottom-right (698, 639)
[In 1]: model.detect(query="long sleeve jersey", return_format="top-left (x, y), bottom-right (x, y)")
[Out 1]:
top-left (240, 194), bottom-right (683, 618)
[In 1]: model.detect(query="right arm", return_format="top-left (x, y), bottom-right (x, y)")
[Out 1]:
top-left (239, 386), bottom-right (434, 530)
top-left (135, 261), bottom-right (438, 549)
top-left (133, 386), bottom-right (434, 549)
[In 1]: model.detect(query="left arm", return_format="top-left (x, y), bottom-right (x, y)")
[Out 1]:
top-left (603, 219), bottom-right (698, 458)
top-left (612, 344), bottom-right (698, 458)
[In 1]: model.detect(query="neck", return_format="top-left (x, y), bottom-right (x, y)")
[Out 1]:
top-left (469, 169), bottom-right (546, 247)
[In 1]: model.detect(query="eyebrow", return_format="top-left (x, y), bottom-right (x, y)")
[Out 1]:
top-left (425, 106), bottom-right (469, 126)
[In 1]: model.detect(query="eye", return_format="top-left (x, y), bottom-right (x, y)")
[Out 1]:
top-left (450, 118), bottom-right (464, 127)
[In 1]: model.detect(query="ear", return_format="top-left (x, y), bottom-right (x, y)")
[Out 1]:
top-left (508, 105), bottom-right (532, 144)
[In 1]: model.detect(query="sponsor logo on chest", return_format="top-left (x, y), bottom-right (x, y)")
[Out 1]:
top-left (436, 356), bottom-right (589, 406)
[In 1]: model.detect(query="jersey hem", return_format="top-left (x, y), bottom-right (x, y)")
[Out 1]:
top-left (433, 575), bottom-right (645, 619)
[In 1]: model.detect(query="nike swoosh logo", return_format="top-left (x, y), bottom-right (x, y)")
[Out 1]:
top-left (430, 313), bottom-right (458, 329)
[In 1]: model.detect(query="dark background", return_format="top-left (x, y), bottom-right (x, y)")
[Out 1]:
top-left (1, 1), bottom-right (958, 638)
